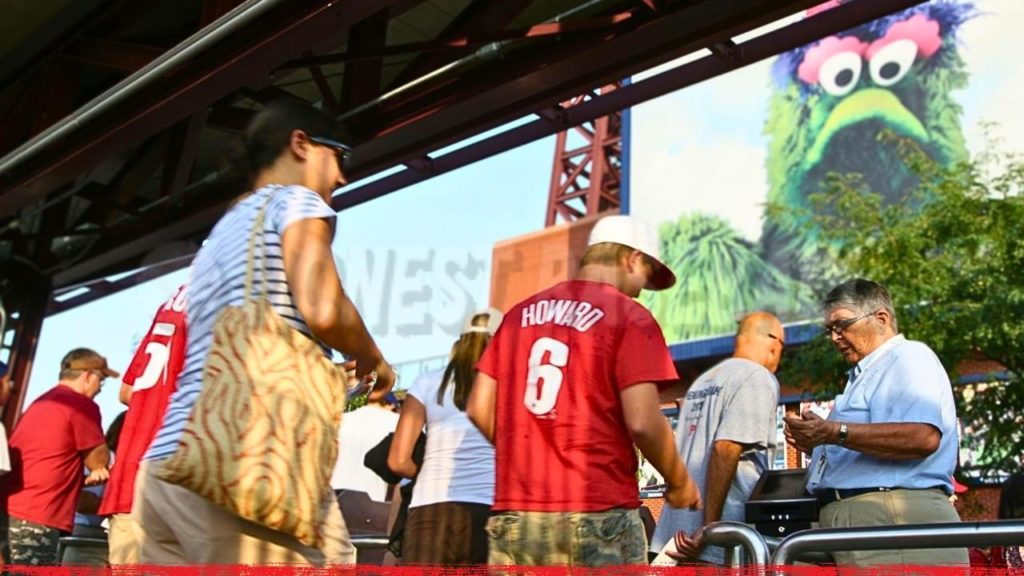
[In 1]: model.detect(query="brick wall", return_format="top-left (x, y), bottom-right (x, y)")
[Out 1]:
top-left (489, 215), bottom-right (601, 312)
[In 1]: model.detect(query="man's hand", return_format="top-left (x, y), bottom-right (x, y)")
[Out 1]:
top-left (664, 475), bottom-right (701, 511)
top-left (666, 530), bottom-right (705, 563)
top-left (84, 467), bottom-right (109, 486)
top-left (783, 410), bottom-right (837, 454)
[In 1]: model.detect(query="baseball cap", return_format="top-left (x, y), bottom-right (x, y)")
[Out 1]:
top-left (587, 215), bottom-right (676, 290)
top-left (461, 308), bottom-right (504, 336)
top-left (61, 348), bottom-right (120, 379)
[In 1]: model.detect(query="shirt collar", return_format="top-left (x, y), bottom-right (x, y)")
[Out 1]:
top-left (848, 334), bottom-right (905, 384)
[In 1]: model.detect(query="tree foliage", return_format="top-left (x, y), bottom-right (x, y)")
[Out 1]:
top-left (775, 129), bottom-right (1024, 477)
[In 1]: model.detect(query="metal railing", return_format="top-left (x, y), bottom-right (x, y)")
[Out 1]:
top-left (702, 521), bottom-right (771, 568)
top-left (771, 520), bottom-right (1024, 571)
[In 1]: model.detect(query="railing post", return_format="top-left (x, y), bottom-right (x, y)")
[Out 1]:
top-left (771, 520), bottom-right (1024, 572)
top-left (702, 521), bottom-right (770, 571)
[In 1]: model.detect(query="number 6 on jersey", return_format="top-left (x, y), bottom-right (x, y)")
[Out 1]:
top-left (524, 337), bottom-right (569, 415)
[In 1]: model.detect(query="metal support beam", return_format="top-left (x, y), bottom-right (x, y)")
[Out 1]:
top-left (344, 0), bottom-right (827, 180)
top-left (2, 280), bottom-right (50, 431)
top-left (61, 37), bottom-right (163, 75)
top-left (385, 0), bottom-right (533, 91)
top-left (340, 9), bottom-right (390, 111)
top-left (333, 0), bottom-right (928, 213)
top-left (0, 0), bottom-right (407, 220)
top-left (162, 110), bottom-right (210, 210)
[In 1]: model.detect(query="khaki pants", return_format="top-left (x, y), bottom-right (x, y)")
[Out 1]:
top-left (108, 514), bottom-right (142, 565)
top-left (135, 459), bottom-right (354, 565)
top-left (819, 488), bottom-right (969, 566)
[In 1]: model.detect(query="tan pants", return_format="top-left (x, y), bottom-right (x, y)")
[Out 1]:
top-left (135, 459), bottom-right (354, 565)
top-left (108, 513), bottom-right (143, 564)
top-left (819, 488), bottom-right (969, 566)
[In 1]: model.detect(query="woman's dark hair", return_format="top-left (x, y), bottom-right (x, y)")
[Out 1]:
top-left (106, 411), bottom-right (127, 453)
top-left (223, 98), bottom-right (346, 195)
top-left (437, 312), bottom-right (494, 412)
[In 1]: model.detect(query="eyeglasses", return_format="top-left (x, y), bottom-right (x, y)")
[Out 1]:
top-left (767, 332), bottom-right (785, 348)
top-left (308, 135), bottom-right (352, 169)
top-left (823, 311), bottom-right (876, 338)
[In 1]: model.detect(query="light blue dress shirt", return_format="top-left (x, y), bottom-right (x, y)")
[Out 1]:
top-left (806, 335), bottom-right (958, 495)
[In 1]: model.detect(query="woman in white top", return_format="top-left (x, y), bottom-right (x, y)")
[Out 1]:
top-left (388, 309), bottom-right (502, 565)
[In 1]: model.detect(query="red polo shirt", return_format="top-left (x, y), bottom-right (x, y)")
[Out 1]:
top-left (6, 385), bottom-right (104, 532)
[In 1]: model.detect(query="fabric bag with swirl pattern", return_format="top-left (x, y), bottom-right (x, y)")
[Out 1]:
top-left (156, 195), bottom-right (346, 548)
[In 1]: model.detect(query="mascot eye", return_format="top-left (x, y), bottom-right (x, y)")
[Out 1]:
top-left (868, 38), bottom-right (918, 87)
top-left (818, 51), bottom-right (862, 96)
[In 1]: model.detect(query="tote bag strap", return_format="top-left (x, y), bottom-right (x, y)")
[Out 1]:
top-left (242, 190), bottom-right (278, 305)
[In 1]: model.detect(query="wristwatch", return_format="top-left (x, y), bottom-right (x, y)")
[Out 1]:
top-left (836, 421), bottom-right (849, 446)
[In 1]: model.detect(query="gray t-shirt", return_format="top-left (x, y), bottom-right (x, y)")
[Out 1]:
top-left (650, 357), bottom-right (779, 564)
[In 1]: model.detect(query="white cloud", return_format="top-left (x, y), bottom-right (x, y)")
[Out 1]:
top-left (955, 0), bottom-right (1024, 155)
top-left (629, 61), bottom-right (774, 241)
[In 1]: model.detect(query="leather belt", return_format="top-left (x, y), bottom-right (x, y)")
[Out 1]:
top-left (816, 487), bottom-right (892, 507)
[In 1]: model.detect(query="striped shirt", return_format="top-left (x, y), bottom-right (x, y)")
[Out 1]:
top-left (146, 184), bottom-right (336, 461)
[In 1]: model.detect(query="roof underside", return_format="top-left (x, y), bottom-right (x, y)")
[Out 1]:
top-left (0, 0), bottom-right (926, 314)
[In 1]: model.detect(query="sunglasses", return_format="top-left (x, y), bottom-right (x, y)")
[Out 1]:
top-left (823, 310), bottom-right (876, 338)
top-left (308, 135), bottom-right (352, 169)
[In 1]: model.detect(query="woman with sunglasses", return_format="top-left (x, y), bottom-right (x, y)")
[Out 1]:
top-left (138, 98), bottom-right (394, 566)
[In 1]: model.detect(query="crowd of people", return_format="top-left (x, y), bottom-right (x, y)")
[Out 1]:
top-left (0, 99), bottom-right (989, 568)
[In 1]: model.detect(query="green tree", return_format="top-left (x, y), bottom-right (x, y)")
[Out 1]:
top-left (775, 130), bottom-right (1024, 478)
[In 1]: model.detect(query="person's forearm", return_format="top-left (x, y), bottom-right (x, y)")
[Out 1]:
top-left (632, 420), bottom-right (687, 488)
top-left (830, 421), bottom-right (939, 460)
top-left (319, 293), bottom-right (383, 364)
top-left (83, 443), bottom-right (110, 471)
top-left (466, 374), bottom-right (496, 443)
top-left (703, 441), bottom-right (742, 525)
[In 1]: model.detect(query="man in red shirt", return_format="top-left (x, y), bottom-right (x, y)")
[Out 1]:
top-left (4, 348), bottom-right (114, 566)
top-left (98, 285), bottom-right (186, 564)
top-left (468, 214), bottom-right (701, 566)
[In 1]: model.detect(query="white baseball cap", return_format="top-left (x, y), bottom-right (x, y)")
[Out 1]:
top-left (587, 215), bottom-right (676, 290)
top-left (461, 307), bottom-right (504, 336)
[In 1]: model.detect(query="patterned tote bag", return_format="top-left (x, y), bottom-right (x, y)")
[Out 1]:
top-left (157, 195), bottom-right (346, 548)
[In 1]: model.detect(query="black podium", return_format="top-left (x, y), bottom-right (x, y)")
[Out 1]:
top-left (745, 468), bottom-right (819, 538)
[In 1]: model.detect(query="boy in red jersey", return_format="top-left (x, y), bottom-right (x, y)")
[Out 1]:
top-left (468, 215), bottom-right (700, 566)
top-left (98, 285), bottom-right (187, 564)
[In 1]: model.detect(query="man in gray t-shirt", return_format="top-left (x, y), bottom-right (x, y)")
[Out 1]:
top-left (651, 312), bottom-right (784, 565)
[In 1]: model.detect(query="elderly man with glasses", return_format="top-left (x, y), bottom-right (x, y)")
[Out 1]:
top-left (784, 279), bottom-right (966, 567)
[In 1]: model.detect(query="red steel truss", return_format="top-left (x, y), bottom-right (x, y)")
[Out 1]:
top-left (545, 84), bottom-right (622, 226)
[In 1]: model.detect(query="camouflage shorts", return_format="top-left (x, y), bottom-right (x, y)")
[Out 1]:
top-left (8, 516), bottom-right (61, 566)
top-left (486, 508), bottom-right (647, 566)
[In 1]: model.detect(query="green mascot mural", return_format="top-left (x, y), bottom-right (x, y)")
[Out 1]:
top-left (644, 0), bottom-right (975, 343)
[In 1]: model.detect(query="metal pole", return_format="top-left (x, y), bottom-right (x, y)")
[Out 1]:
top-left (772, 520), bottom-right (1024, 572)
top-left (702, 521), bottom-right (771, 568)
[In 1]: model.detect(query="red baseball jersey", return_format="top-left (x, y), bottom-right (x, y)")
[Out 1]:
top-left (98, 285), bottom-right (187, 516)
top-left (476, 279), bottom-right (678, 512)
top-left (6, 385), bottom-right (105, 531)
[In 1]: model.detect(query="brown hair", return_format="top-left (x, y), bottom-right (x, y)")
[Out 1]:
top-left (437, 312), bottom-right (494, 411)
